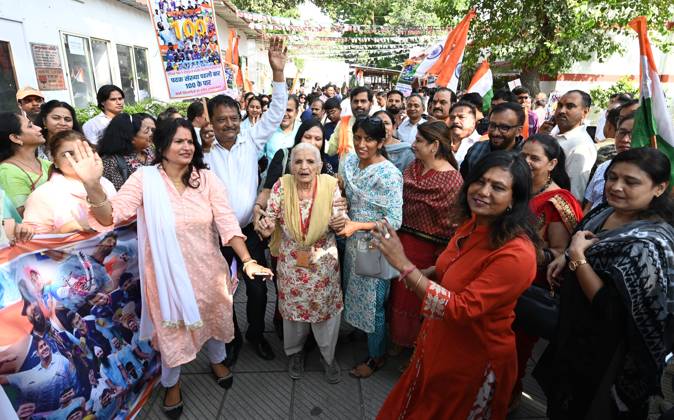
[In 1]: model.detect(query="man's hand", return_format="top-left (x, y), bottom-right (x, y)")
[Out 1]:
top-left (268, 36), bottom-right (287, 82)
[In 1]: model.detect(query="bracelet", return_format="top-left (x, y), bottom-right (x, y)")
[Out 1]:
top-left (86, 195), bottom-right (108, 208)
top-left (398, 265), bottom-right (416, 283)
top-left (412, 272), bottom-right (423, 290)
top-left (242, 259), bottom-right (257, 269)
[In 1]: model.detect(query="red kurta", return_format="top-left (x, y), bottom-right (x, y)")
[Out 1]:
top-left (378, 217), bottom-right (536, 419)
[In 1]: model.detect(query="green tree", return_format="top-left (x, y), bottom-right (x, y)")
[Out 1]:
top-left (433, 0), bottom-right (674, 94)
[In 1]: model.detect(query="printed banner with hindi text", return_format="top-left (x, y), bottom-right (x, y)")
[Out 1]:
top-left (147, 0), bottom-right (227, 98)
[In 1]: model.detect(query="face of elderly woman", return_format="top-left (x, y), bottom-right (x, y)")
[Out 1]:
top-left (291, 148), bottom-right (320, 185)
top-left (466, 166), bottom-right (514, 224)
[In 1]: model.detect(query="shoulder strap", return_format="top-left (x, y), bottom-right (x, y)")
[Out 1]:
top-left (114, 155), bottom-right (130, 180)
top-left (281, 148), bottom-right (289, 175)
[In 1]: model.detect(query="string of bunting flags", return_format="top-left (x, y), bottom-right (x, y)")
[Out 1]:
top-left (236, 10), bottom-right (446, 35)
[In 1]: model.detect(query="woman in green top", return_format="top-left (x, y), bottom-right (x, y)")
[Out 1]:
top-left (0, 113), bottom-right (51, 215)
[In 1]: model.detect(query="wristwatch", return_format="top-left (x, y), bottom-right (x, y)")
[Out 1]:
top-left (568, 259), bottom-right (588, 271)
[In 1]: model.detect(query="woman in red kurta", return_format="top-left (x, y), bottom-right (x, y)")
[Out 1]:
top-left (390, 121), bottom-right (463, 350)
top-left (374, 151), bottom-right (539, 419)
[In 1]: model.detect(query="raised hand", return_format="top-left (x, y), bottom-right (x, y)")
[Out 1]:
top-left (64, 140), bottom-right (103, 187)
top-left (267, 36), bottom-right (287, 78)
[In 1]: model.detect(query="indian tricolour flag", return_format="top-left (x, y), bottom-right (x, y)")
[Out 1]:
top-left (628, 16), bottom-right (674, 184)
top-left (467, 60), bottom-right (493, 113)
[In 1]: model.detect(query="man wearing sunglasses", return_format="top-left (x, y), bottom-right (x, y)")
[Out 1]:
top-left (460, 102), bottom-right (525, 179)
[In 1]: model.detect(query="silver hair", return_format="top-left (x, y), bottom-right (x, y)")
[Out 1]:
top-left (289, 143), bottom-right (322, 172)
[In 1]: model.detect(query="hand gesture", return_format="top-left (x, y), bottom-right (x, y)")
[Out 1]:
top-left (16, 403), bottom-right (35, 420)
top-left (64, 140), bottom-right (103, 187)
top-left (267, 36), bottom-right (287, 74)
top-left (256, 215), bottom-right (275, 238)
top-left (371, 220), bottom-right (411, 272)
top-left (538, 118), bottom-right (555, 135)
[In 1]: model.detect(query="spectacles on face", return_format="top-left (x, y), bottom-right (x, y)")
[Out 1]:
top-left (488, 122), bottom-right (520, 132)
top-left (616, 128), bottom-right (633, 138)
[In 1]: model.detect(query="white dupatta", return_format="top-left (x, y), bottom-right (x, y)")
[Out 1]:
top-left (137, 165), bottom-right (202, 340)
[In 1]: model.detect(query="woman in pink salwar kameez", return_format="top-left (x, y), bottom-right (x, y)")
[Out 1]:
top-left (67, 118), bottom-right (272, 419)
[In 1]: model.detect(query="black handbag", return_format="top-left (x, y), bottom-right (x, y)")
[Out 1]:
top-left (514, 284), bottom-right (560, 340)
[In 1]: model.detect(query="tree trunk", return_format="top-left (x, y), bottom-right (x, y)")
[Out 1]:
top-left (520, 67), bottom-right (541, 95)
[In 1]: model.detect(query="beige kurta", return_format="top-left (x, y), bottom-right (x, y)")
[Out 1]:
top-left (89, 167), bottom-right (244, 367)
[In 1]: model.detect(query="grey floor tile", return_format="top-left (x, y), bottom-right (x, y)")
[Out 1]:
top-left (232, 332), bottom-right (288, 373)
top-left (360, 367), bottom-right (401, 419)
top-left (220, 372), bottom-right (292, 419)
top-left (292, 371), bottom-right (362, 419)
top-left (142, 373), bottom-right (226, 420)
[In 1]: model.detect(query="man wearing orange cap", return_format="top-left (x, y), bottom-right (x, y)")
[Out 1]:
top-left (16, 87), bottom-right (44, 120)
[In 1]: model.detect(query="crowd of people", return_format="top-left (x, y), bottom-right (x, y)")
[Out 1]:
top-left (2, 35), bottom-right (673, 420)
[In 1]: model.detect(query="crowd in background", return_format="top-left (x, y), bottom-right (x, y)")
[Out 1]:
top-left (2, 36), bottom-right (673, 420)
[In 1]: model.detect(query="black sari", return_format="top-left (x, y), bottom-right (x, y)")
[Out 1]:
top-left (534, 205), bottom-right (674, 419)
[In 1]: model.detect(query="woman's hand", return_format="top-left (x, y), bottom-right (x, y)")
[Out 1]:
top-left (338, 220), bottom-right (361, 238)
top-left (547, 253), bottom-right (567, 287)
top-left (372, 220), bottom-right (411, 272)
top-left (243, 261), bottom-right (273, 280)
top-left (568, 230), bottom-right (598, 261)
top-left (329, 212), bottom-right (347, 232)
top-left (255, 215), bottom-right (275, 238)
top-left (64, 140), bottom-right (103, 187)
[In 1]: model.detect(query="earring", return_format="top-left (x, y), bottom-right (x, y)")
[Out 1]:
top-left (506, 205), bottom-right (512, 213)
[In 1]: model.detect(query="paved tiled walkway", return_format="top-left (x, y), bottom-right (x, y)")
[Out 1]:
top-left (138, 280), bottom-right (556, 419)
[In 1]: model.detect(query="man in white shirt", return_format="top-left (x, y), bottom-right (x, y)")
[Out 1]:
top-left (448, 101), bottom-right (480, 166)
top-left (82, 85), bottom-right (125, 145)
top-left (204, 36), bottom-right (288, 363)
top-left (541, 90), bottom-right (597, 200)
top-left (397, 93), bottom-right (427, 144)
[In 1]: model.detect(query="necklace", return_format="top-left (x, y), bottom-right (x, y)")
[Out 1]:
top-left (535, 177), bottom-right (553, 195)
top-left (9, 156), bottom-right (40, 172)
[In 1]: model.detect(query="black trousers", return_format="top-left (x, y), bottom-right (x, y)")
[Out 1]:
top-left (221, 223), bottom-right (269, 342)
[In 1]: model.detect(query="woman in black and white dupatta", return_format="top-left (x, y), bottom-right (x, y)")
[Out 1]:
top-left (534, 148), bottom-right (674, 419)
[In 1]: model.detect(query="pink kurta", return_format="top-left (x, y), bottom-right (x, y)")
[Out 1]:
top-left (89, 167), bottom-right (244, 367)
top-left (23, 173), bottom-right (117, 234)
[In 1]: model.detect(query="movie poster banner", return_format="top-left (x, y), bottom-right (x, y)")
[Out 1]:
top-left (0, 224), bottom-right (159, 420)
top-left (147, 0), bottom-right (227, 98)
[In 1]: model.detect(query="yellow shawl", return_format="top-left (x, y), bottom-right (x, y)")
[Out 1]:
top-left (269, 173), bottom-right (338, 256)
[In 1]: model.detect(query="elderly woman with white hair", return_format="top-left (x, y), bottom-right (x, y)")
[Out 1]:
top-left (257, 142), bottom-right (345, 384)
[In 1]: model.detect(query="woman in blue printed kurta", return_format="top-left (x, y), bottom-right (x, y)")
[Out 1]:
top-left (338, 117), bottom-right (403, 378)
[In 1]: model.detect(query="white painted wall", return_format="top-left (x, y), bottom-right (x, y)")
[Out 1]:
top-left (0, 0), bottom-right (170, 104)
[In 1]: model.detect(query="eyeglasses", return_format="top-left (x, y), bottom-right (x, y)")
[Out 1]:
top-left (488, 122), bottom-right (521, 132)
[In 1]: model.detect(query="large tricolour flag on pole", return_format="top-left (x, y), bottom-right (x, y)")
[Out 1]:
top-left (467, 60), bottom-right (493, 113)
top-left (628, 16), bottom-right (674, 183)
top-left (425, 9), bottom-right (476, 91)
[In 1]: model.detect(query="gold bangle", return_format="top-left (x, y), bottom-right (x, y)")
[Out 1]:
top-left (86, 195), bottom-right (108, 208)
top-left (242, 259), bottom-right (257, 269)
top-left (413, 272), bottom-right (423, 289)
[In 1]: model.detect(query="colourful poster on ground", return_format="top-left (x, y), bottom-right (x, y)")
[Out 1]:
top-left (147, 0), bottom-right (227, 98)
top-left (0, 224), bottom-right (160, 420)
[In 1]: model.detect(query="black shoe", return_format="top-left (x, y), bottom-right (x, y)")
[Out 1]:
top-left (224, 336), bottom-right (242, 368)
top-left (162, 385), bottom-right (183, 419)
top-left (212, 363), bottom-right (234, 389)
top-left (250, 337), bottom-right (275, 360)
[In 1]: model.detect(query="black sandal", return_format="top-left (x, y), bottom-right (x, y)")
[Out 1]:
top-left (162, 384), bottom-right (183, 419)
top-left (212, 363), bottom-right (234, 389)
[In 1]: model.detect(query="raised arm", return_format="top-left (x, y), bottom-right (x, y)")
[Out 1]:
top-left (250, 36), bottom-right (288, 151)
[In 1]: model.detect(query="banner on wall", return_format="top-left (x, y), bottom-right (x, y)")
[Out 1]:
top-left (0, 224), bottom-right (160, 420)
top-left (146, 0), bottom-right (227, 98)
